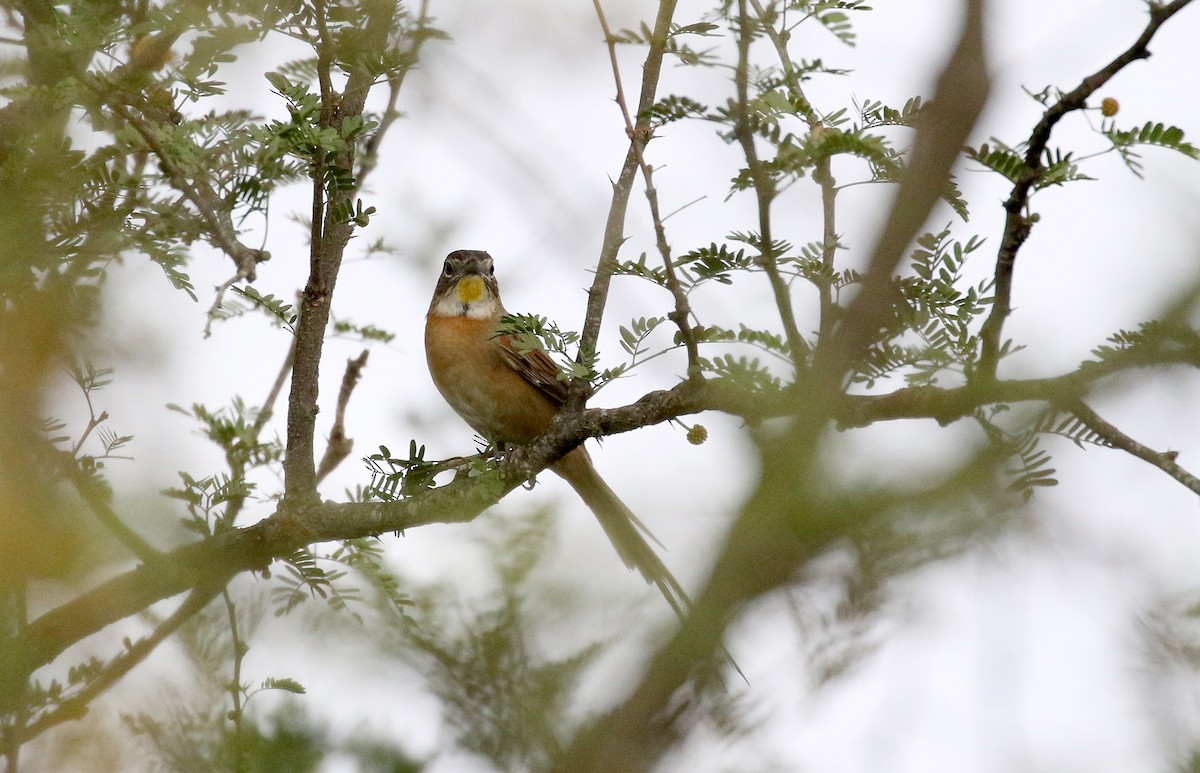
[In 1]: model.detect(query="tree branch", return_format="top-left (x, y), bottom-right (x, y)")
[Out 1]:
top-left (1065, 398), bottom-right (1200, 497)
top-left (283, 0), bottom-right (395, 506)
top-left (976, 0), bottom-right (1196, 379)
top-left (109, 101), bottom-right (268, 281)
top-left (593, 0), bottom-right (702, 382)
top-left (9, 332), bottom-right (1199, 733)
top-left (6, 585), bottom-right (219, 747)
top-left (571, 0), bottom-right (680, 410)
top-left (555, 2), bottom-right (989, 767)
top-left (12, 331), bottom-right (1197, 683)
top-left (732, 0), bottom-right (810, 369)
top-left (69, 468), bottom-right (161, 565)
top-left (358, 0), bottom-right (436, 187)
top-left (316, 349), bottom-right (369, 484)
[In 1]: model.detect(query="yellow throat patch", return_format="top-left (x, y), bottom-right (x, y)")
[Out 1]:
top-left (456, 275), bottom-right (485, 304)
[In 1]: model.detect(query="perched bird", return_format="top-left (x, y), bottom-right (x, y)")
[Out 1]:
top-left (425, 250), bottom-right (687, 616)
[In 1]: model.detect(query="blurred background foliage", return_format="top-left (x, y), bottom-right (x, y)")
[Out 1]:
top-left (2, 0), bottom-right (1200, 771)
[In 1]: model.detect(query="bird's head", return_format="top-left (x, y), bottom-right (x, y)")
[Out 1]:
top-left (428, 250), bottom-right (502, 319)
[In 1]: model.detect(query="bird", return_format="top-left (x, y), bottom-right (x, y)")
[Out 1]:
top-left (424, 249), bottom-right (688, 617)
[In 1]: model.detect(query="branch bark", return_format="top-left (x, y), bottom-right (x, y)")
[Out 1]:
top-left (10, 333), bottom-right (1200, 708)
top-left (594, 0), bottom-right (703, 381)
top-left (283, 0), bottom-right (396, 506)
top-left (1066, 398), bottom-right (1200, 497)
top-left (316, 349), bottom-right (370, 484)
top-left (975, 0), bottom-right (1196, 379)
top-left (571, 0), bottom-right (680, 410)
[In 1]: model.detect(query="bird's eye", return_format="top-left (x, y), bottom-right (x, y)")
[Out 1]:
top-left (487, 263), bottom-right (495, 276)
top-left (442, 262), bottom-right (453, 276)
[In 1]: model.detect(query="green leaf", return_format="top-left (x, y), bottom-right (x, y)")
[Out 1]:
top-left (965, 141), bottom-right (1028, 184)
top-left (1103, 120), bottom-right (1199, 178)
top-left (264, 70), bottom-right (292, 94)
top-left (262, 677), bottom-right (307, 694)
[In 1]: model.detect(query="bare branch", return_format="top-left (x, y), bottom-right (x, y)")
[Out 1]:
top-left (316, 350), bottom-right (369, 484)
top-left (1065, 398), bottom-right (1200, 497)
top-left (976, 0), bottom-right (1196, 378)
top-left (202, 270), bottom-right (251, 339)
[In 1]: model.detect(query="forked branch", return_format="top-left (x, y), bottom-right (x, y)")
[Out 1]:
top-left (572, 0), bottom-right (680, 409)
top-left (976, 0), bottom-right (1196, 378)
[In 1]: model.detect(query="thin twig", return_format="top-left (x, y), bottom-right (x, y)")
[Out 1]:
top-left (254, 340), bottom-right (296, 438)
top-left (1066, 399), bottom-right (1200, 497)
top-left (732, 0), bottom-right (810, 369)
top-left (65, 379), bottom-right (160, 562)
top-left (12, 585), bottom-right (219, 745)
top-left (316, 350), bottom-right (369, 484)
top-left (202, 269), bottom-right (254, 339)
top-left (570, 0), bottom-right (680, 411)
top-left (747, 0), bottom-right (839, 344)
top-left (222, 590), bottom-right (246, 772)
top-left (747, 0), bottom-right (820, 126)
top-left (208, 336), bottom-right (294, 529)
top-left (69, 407), bottom-right (104, 458)
top-left (975, 0), bottom-right (1195, 379)
top-left (70, 468), bottom-right (161, 564)
top-left (592, 0), bottom-right (701, 381)
top-left (108, 101), bottom-right (268, 280)
top-left (359, 0), bottom-right (435, 187)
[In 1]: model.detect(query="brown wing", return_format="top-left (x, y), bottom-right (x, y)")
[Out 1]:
top-left (494, 334), bottom-right (571, 407)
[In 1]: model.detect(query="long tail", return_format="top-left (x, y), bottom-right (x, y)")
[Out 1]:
top-left (553, 447), bottom-right (689, 619)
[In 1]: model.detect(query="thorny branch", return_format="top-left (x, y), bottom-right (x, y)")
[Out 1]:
top-left (571, 0), bottom-right (679, 411)
top-left (1066, 398), bottom-right (1200, 497)
top-left (975, 0), bottom-right (1195, 379)
top-left (593, 0), bottom-right (702, 382)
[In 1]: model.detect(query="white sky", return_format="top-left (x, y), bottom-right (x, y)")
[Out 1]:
top-left (37, 0), bottom-right (1200, 771)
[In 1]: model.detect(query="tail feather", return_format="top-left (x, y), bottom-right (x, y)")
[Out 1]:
top-left (553, 447), bottom-right (689, 619)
